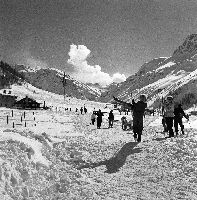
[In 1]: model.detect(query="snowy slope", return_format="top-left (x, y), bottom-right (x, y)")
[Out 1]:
top-left (6, 82), bottom-right (106, 112)
top-left (13, 66), bottom-right (101, 101)
top-left (99, 34), bottom-right (197, 108)
top-left (0, 99), bottom-right (197, 199)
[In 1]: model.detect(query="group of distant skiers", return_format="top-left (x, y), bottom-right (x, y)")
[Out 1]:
top-left (113, 94), bottom-right (189, 142)
top-left (91, 109), bottom-right (114, 129)
top-left (90, 110), bottom-right (103, 128)
top-left (88, 94), bottom-right (147, 143)
top-left (76, 106), bottom-right (87, 114)
top-left (88, 93), bottom-right (189, 143)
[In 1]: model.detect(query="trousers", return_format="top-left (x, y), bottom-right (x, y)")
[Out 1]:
top-left (165, 117), bottom-right (174, 137)
top-left (174, 117), bottom-right (184, 134)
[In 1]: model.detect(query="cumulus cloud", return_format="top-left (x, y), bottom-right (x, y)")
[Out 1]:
top-left (112, 73), bottom-right (127, 83)
top-left (67, 44), bottom-right (126, 87)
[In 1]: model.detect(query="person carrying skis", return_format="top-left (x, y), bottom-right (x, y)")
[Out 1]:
top-left (174, 103), bottom-right (189, 136)
top-left (131, 95), bottom-right (147, 142)
top-left (113, 94), bottom-right (147, 142)
top-left (96, 109), bottom-right (104, 129)
top-left (108, 110), bottom-right (114, 128)
top-left (162, 95), bottom-right (175, 138)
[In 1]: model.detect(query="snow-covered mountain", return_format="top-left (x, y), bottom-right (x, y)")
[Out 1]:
top-left (13, 65), bottom-right (101, 101)
top-left (2, 34), bottom-right (197, 107)
top-left (99, 34), bottom-right (197, 109)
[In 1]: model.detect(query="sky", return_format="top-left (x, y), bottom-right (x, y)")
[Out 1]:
top-left (1, 0), bottom-right (197, 86)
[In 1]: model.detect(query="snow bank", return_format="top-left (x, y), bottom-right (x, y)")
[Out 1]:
top-left (0, 130), bottom-right (51, 167)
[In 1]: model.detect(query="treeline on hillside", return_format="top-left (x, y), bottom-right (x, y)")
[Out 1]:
top-left (0, 61), bottom-right (25, 87)
top-left (181, 93), bottom-right (197, 108)
top-left (173, 83), bottom-right (197, 109)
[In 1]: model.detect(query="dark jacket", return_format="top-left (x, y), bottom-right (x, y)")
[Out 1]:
top-left (108, 112), bottom-right (114, 120)
top-left (131, 101), bottom-right (147, 119)
top-left (174, 105), bottom-right (187, 119)
top-left (96, 111), bottom-right (104, 120)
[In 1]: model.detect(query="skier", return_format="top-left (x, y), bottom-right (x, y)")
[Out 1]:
top-left (80, 107), bottom-right (83, 114)
top-left (121, 116), bottom-right (132, 130)
top-left (91, 111), bottom-right (96, 125)
top-left (96, 109), bottom-right (104, 129)
top-left (121, 116), bottom-right (127, 130)
top-left (84, 106), bottom-right (87, 114)
top-left (131, 95), bottom-right (147, 142)
top-left (162, 96), bottom-right (175, 138)
top-left (174, 103), bottom-right (189, 136)
top-left (108, 110), bottom-right (114, 128)
top-left (113, 94), bottom-right (147, 142)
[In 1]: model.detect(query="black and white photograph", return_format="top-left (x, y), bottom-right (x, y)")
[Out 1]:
top-left (1, 0), bottom-right (197, 199)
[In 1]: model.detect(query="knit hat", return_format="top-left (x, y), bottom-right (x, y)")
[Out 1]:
top-left (139, 94), bottom-right (147, 102)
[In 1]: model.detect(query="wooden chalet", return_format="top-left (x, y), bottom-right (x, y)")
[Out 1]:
top-left (14, 96), bottom-right (41, 109)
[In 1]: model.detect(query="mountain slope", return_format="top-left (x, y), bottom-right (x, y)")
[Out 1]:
top-left (0, 61), bottom-right (25, 89)
top-left (12, 66), bottom-right (101, 101)
top-left (99, 34), bottom-right (197, 109)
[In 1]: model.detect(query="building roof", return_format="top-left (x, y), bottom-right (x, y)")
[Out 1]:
top-left (15, 97), bottom-right (41, 104)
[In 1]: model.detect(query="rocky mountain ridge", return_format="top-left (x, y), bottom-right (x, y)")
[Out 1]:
top-left (99, 34), bottom-right (197, 109)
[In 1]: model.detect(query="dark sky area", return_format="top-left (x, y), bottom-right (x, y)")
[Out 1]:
top-left (1, 0), bottom-right (197, 81)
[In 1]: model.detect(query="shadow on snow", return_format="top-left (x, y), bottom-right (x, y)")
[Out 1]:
top-left (77, 142), bottom-right (141, 174)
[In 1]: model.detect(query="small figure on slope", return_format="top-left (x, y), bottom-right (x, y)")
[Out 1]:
top-left (91, 111), bottom-right (96, 125)
top-left (96, 109), bottom-right (104, 129)
top-left (174, 103), bottom-right (189, 136)
top-left (108, 110), bottom-right (114, 128)
top-left (121, 116), bottom-right (132, 130)
top-left (121, 116), bottom-right (127, 130)
top-left (84, 106), bottom-right (87, 114)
